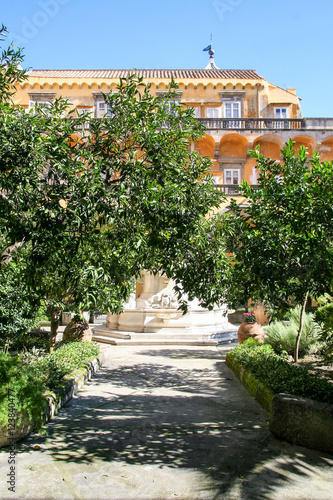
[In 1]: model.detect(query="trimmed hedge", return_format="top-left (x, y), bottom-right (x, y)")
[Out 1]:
top-left (0, 341), bottom-right (100, 431)
top-left (227, 339), bottom-right (333, 404)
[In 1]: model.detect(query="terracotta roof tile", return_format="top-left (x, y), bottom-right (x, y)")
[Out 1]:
top-left (27, 68), bottom-right (264, 80)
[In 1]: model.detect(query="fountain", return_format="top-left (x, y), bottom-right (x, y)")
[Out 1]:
top-left (92, 271), bottom-right (236, 345)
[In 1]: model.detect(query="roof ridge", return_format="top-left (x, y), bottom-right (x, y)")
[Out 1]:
top-left (28, 68), bottom-right (261, 72)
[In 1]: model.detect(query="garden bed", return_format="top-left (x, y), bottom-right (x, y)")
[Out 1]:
top-left (0, 341), bottom-right (102, 448)
top-left (225, 342), bottom-right (333, 454)
top-left (294, 355), bottom-right (333, 383)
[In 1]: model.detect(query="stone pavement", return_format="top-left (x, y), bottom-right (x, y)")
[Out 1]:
top-left (1, 344), bottom-right (333, 500)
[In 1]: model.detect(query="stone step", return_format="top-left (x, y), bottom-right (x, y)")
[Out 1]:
top-left (91, 334), bottom-right (219, 346)
top-left (92, 327), bottom-right (239, 346)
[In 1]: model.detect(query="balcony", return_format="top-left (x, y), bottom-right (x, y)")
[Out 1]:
top-left (214, 184), bottom-right (260, 195)
top-left (198, 118), bottom-right (333, 131)
top-left (72, 117), bottom-right (333, 138)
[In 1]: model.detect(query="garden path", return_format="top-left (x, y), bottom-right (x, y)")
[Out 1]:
top-left (1, 344), bottom-right (333, 499)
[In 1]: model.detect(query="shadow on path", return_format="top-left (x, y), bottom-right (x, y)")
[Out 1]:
top-left (11, 346), bottom-right (333, 499)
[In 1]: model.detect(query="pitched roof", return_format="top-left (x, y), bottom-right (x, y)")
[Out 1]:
top-left (27, 68), bottom-right (264, 80)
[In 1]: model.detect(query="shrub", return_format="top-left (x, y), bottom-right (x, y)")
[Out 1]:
top-left (227, 339), bottom-right (333, 403)
top-left (312, 297), bottom-right (333, 361)
top-left (265, 307), bottom-right (323, 357)
top-left (0, 258), bottom-right (41, 351)
top-left (315, 300), bottom-right (333, 337)
top-left (0, 341), bottom-right (100, 431)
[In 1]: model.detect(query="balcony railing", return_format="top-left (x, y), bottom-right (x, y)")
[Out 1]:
top-left (198, 117), bottom-right (333, 131)
top-left (72, 117), bottom-right (333, 133)
top-left (214, 184), bottom-right (260, 195)
top-left (198, 118), bottom-right (305, 130)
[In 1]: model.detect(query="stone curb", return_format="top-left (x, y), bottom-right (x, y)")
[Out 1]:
top-left (225, 352), bottom-right (333, 454)
top-left (0, 352), bottom-right (105, 448)
top-left (225, 353), bottom-right (275, 413)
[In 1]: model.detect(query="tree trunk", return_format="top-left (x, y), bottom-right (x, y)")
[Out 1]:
top-left (49, 306), bottom-right (60, 353)
top-left (294, 291), bottom-right (309, 362)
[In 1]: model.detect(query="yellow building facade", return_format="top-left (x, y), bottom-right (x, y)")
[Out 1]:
top-left (14, 61), bottom-right (333, 192)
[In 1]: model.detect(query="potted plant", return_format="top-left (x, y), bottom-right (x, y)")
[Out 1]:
top-left (237, 311), bottom-right (265, 344)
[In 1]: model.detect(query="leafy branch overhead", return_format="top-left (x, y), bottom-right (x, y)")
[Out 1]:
top-left (0, 27), bottom-right (230, 348)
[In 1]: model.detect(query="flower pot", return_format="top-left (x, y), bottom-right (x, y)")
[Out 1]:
top-left (63, 320), bottom-right (92, 342)
top-left (237, 321), bottom-right (265, 344)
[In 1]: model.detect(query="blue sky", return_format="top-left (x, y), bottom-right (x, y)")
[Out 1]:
top-left (2, 0), bottom-right (333, 117)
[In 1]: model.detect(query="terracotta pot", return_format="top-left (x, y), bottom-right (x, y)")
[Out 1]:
top-left (63, 320), bottom-right (92, 342)
top-left (237, 321), bottom-right (265, 344)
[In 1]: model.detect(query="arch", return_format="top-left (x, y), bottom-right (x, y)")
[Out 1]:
top-left (225, 83), bottom-right (234, 90)
top-left (100, 82), bottom-right (109, 90)
top-left (318, 136), bottom-right (333, 161)
top-left (244, 158), bottom-right (259, 184)
top-left (194, 134), bottom-right (215, 158)
top-left (90, 82), bottom-right (99, 90)
top-left (42, 83), bottom-right (50, 90)
top-left (216, 83), bottom-right (224, 90)
top-left (244, 83), bottom-right (253, 91)
top-left (157, 82), bottom-right (167, 90)
top-left (187, 82), bottom-right (195, 91)
top-left (178, 82), bottom-right (186, 91)
top-left (291, 135), bottom-right (316, 157)
top-left (253, 134), bottom-right (284, 160)
top-left (71, 82), bottom-right (79, 90)
top-left (206, 82), bottom-right (214, 91)
top-left (219, 133), bottom-right (248, 158)
top-left (52, 83), bottom-right (60, 90)
top-left (235, 83), bottom-right (243, 90)
top-left (60, 82), bottom-right (70, 90)
top-left (80, 82), bottom-right (89, 90)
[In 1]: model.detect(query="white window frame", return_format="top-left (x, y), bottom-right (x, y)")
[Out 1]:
top-left (206, 106), bottom-right (221, 119)
top-left (219, 91), bottom-right (245, 129)
top-left (28, 92), bottom-right (56, 113)
top-left (274, 106), bottom-right (289, 128)
top-left (224, 168), bottom-right (240, 194)
top-left (92, 91), bottom-right (117, 119)
top-left (96, 100), bottom-right (113, 118)
top-left (224, 101), bottom-right (241, 119)
top-left (274, 107), bottom-right (288, 119)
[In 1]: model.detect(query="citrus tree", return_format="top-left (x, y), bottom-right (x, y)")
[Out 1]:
top-left (1, 27), bottom-right (230, 349)
top-left (224, 140), bottom-right (333, 361)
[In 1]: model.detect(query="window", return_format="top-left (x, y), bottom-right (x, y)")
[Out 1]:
top-left (274, 107), bottom-right (288, 119)
top-left (207, 107), bottom-right (221, 118)
top-left (28, 92), bottom-right (56, 113)
top-left (156, 90), bottom-right (182, 119)
top-left (224, 169), bottom-right (240, 194)
top-left (96, 101), bottom-right (113, 118)
top-left (77, 107), bottom-right (93, 117)
top-left (274, 107), bottom-right (288, 128)
top-left (224, 102), bottom-right (240, 119)
top-left (191, 107), bottom-right (200, 118)
top-left (224, 101), bottom-right (241, 128)
top-left (92, 91), bottom-right (116, 118)
top-left (219, 91), bottom-right (245, 129)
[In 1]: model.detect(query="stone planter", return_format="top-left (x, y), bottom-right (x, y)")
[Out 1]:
top-left (237, 321), bottom-right (265, 344)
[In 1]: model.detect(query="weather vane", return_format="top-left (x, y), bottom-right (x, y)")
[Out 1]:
top-left (203, 35), bottom-right (219, 69)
